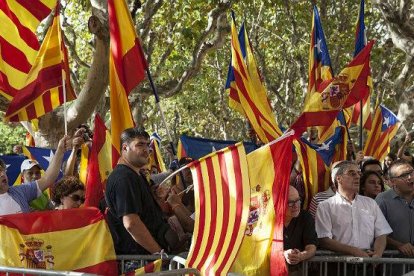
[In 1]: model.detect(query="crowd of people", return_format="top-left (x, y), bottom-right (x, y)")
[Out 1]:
top-left (1, 127), bottom-right (414, 275)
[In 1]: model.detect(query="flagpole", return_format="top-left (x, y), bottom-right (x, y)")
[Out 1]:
top-left (359, 100), bottom-right (363, 150)
top-left (341, 109), bottom-right (356, 160)
top-left (62, 71), bottom-right (67, 136)
top-left (146, 69), bottom-right (176, 155)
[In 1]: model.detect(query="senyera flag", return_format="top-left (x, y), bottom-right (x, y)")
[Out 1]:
top-left (0, 0), bottom-right (57, 100)
top-left (186, 143), bottom-right (250, 276)
top-left (0, 208), bottom-right (117, 274)
top-left (5, 2), bottom-right (76, 122)
top-left (108, 0), bottom-right (147, 166)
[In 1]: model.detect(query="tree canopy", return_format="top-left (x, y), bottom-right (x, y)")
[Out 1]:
top-left (0, 0), bottom-right (413, 151)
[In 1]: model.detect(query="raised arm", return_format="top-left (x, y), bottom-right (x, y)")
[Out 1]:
top-left (37, 136), bottom-right (68, 191)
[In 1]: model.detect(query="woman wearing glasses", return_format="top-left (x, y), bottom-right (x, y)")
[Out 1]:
top-left (52, 176), bottom-right (85, 209)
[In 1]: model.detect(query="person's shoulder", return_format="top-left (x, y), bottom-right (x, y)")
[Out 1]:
top-left (376, 189), bottom-right (394, 200)
top-left (300, 210), bottom-right (314, 221)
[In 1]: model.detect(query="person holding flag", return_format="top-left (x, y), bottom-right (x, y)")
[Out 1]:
top-left (0, 135), bottom-right (69, 215)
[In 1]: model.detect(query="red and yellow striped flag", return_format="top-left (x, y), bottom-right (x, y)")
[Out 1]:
top-left (229, 15), bottom-right (282, 143)
top-left (84, 114), bottom-right (113, 207)
top-left (0, 208), bottom-right (118, 274)
top-left (4, 3), bottom-right (76, 122)
top-left (186, 143), bottom-right (250, 276)
top-left (0, 0), bottom-right (57, 99)
top-left (231, 132), bottom-right (294, 276)
top-left (108, 0), bottom-right (147, 166)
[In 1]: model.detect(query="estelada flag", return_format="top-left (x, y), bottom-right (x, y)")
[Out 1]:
top-left (0, 208), bottom-right (117, 274)
top-left (230, 131), bottom-right (294, 276)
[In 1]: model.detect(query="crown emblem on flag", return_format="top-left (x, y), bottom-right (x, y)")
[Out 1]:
top-left (19, 237), bottom-right (54, 270)
top-left (321, 73), bottom-right (351, 109)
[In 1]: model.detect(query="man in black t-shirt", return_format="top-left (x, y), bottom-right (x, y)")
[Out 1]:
top-left (105, 127), bottom-right (178, 255)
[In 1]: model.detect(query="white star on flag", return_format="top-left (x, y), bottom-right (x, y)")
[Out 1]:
top-left (315, 39), bottom-right (323, 53)
top-left (383, 116), bottom-right (390, 128)
top-left (316, 140), bottom-right (332, 152)
top-left (43, 150), bottom-right (55, 164)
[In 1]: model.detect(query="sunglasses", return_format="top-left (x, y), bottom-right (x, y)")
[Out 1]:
top-left (68, 194), bottom-right (85, 203)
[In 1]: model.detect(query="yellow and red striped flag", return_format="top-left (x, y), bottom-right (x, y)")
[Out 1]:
top-left (0, 0), bottom-right (57, 99)
top-left (149, 135), bottom-right (166, 173)
top-left (0, 208), bottom-right (118, 274)
top-left (108, 0), bottom-right (147, 166)
top-left (4, 3), bottom-right (76, 122)
top-left (186, 143), bottom-right (250, 276)
top-left (84, 114), bottom-right (113, 207)
top-left (228, 14), bottom-right (282, 143)
top-left (231, 132), bottom-right (294, 276)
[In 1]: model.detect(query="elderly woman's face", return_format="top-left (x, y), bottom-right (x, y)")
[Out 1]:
top-left (61, 190), bottom-right (85, 209)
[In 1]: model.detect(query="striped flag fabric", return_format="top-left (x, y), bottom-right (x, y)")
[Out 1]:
top-left (293, 138), bottom-right (330, 209)
top-left (149, 133), bottom-right (166, 173)
top-left (0, 208), bottom-right (118, 273)
top-left (291, 40), bottom-right (375, 130)
top-left (228, 14), bottom-right (282, 143)
top-left (4, 3), bottom-right (76, 122)
top-left (363, 105), bottom-right (400, 161)
top-left (350, 0), bottom-right (372, 130)
top-left (186, 143), bottom-right (250, 276)
top-left (0, 0), bottom-right (57, 100)
top-left (231, 132), bottom-right (294, 276)
top-left (108, 0), bottom-right (147, 166)
top-left (84, 114), bottom-right (112, 207)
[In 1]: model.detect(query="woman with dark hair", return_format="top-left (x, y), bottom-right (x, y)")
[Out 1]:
top-left (52, 176), bottom-right (85, 209)
top-left (360, 171), bottom-right (384, 199)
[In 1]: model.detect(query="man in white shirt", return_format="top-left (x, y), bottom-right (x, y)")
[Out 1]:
top-left (315, 160), bottom-right (392, 257)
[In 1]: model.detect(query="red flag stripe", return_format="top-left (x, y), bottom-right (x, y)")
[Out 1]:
top-left (216, 146), bottom-right (245, 275)
top-left (0, 36), bottom-right (33, 73)
top-left (196, 157), bottom-right (218, 272)
top-left (15, 0), bottom-right (53, 21)
top-left (187, 161), bottom-right (206, 268)
top-left (0, 207), bottom-right (105, 234)
top-left (0, 2), bottom-right (41, 50)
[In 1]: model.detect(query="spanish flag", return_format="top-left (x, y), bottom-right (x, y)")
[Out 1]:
top-left (84, 114), bottom-right (113, 207)
top-left (231, 132), bottom-right (294, 276)
top-left (0, 208), bottom-right (117, 274)
top-left (108, 0), bottom-right (147, 166)
top-left (124, 259), bottom-right (162, 275)
top-left (186, 143), bottom-right (250, 276)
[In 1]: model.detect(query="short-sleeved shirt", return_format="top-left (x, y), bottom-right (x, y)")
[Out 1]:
top-left (284, 210), bottom-right (318, 251)
top-left (105, 164), bottom-right (170, 254)
top-left (375, 189), bottom-right (414, 245)
top-left (1, 181), bottom-right (40, 215)
top-left (316, 193), bottom-right (392, 249)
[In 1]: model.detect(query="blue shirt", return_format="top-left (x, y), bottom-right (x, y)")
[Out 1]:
top-left (8, 181), bottom-right (39, 213)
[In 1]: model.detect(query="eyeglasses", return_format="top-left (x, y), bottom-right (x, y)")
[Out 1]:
top-left (391, 170), bottom-right (414, 180)
top-left (67, 194), bottom-right (85, 203)
top-left (0, 169), bottom-right (7, 176)
top-left (344, 170), bottom-right (362, 177)
top-left (287, 199), bottom-right (301, 207)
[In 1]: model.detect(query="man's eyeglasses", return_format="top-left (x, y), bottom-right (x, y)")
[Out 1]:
top-left (68, 194), bottom-right (85, 203)
top-left (391, 170), bottom-right (414, 180)
top-left (136, 142), bottom-right (151, 148)
top-left (288, 199), bottom-right (301, 207)
top-left (0, 169), bottom-right (7, 177)
top-left (344, 170), bottom-right (362, 177)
